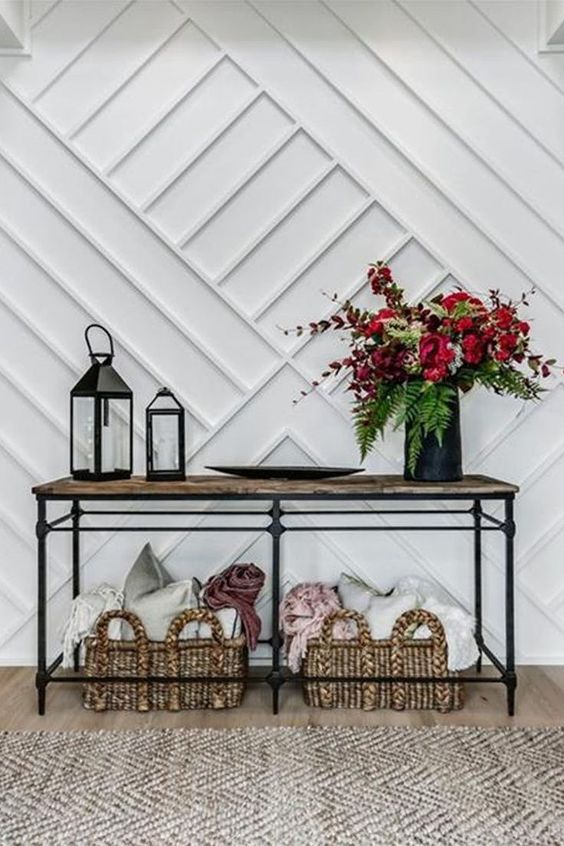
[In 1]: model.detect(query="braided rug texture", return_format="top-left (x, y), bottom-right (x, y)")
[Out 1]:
top-left (1, 726), bottom-right (563, 845)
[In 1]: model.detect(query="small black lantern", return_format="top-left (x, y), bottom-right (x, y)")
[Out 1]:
top-left (146, 388), bottom-right (186, 481)
top-left (70, 324), bottom-right (133, 481)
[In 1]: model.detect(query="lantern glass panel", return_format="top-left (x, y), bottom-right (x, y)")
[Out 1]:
top-left (151, 415), bottom-right (180, 472)
top-left (101, 398), bottom-right (131, 474)
top-left (72, 396), bottom-right (95, 473)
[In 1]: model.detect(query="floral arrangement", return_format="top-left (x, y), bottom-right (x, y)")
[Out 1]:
top-left (290, 262), bottom-right (554, 473)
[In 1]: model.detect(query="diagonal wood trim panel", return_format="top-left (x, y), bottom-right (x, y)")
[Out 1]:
top-left (0, 0), bottom-right (563, 665)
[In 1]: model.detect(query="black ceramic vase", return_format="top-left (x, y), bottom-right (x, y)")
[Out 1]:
top-left (404, 390), bottom-right (462, 482)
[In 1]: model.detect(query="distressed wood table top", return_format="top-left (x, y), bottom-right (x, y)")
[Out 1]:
top-left (32, 474), bottom-right (518, 498)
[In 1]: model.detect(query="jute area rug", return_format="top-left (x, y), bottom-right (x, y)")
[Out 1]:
top-left (1, 726), bottom-right (563, 845)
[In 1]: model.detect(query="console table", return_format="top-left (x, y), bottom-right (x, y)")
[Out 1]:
top-left (32, 474), bottom-right (518, 716)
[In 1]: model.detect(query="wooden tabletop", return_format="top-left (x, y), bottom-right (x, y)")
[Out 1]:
top-left (32, 474), bottom-right (518, 498)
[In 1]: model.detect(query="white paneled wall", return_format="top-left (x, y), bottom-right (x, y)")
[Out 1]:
top-left (1, 0), bottom-right (564, 664)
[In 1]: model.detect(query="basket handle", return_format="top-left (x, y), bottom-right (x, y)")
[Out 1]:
top-left (92, 609), bottom-right (150, 712)
top-left (318, 609), bottom-right (376, 709)
top-left (390, 608), bottom-right (450, 712)
top-left (319, 609), bottom-right (372, 649)
top-left (165, 608), bottom-right (225, 711)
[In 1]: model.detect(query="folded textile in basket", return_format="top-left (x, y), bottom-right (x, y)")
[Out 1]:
top-left (124, 546), bottom-right (243, 640)
top-left (60, 544), bottom-right (245, 659)
top-left (318, 573), bottom-right (479, 671)
top-left (280, 583), bottom-right (354, 673)
top-left (60, 584), bottom-right (123, 668)
top-left (192, 578), bottom-right (241, 639)
top-left (202, 563), bottom-right (265, 649)
top-left (394, 577), bottom-right (479, 672)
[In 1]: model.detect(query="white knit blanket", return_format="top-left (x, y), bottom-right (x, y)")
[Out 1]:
top-left (393, 576), bottom-right (479, 672)
top-left (338, 574), bottom-right (479, 672)
top-left (60, 584), bottom-right (123, 668)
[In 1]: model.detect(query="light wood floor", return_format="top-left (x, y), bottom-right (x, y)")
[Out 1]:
top-left (1, 666), bottom-right (563, 730)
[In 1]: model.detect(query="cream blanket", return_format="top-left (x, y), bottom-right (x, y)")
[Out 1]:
top-left (60, 584), bottom-right (123, 668)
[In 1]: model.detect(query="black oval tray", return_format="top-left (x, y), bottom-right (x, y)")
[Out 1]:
top-left (205, 465), bottom-right (364, 480)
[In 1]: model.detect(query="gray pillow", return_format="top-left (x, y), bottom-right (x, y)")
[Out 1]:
top-left (123, 547), bottom-right (241, 641)
top-left (124, 542), bottom-right (172, 604)
top-left (124, 543), bottom-right (194, 641)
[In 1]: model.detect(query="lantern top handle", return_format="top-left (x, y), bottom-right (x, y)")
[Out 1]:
top-left (85, 324), bottom-right (114, 363)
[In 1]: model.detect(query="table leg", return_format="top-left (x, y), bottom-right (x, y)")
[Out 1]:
top-left (504, 496), bottom-right (517, 716)
top-left (266, 500), bottom-right (284, 714)
top-left (473, 499), bottom-right (483, 673)
top-left (72, 499), bottom-right (81, 672)
top-left (35, 498), bottom-right (47, 716)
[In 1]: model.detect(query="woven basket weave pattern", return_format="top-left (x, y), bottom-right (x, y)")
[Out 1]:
top-left (83, 607), bottom-right (247, 711)
top-left (302, 608), bottom-right (464, 712)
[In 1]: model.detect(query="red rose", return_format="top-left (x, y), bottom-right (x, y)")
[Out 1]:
top-left (494, 307), bottom-right (515, 330)
top-left (362, 308), bottom-right (396, 337)
top-left (455, 317), bottom-right (474, 332)
top-left (519, 321), bottom-right (530, 335)
top-left (499, 333), bottom-right (518, 351)
top-left (442, 292), bottom-right (470, 312)
top-left (420, 333), bottom-right (456, 369)
top-left (442, 292), bottom-right (485, 314)
top-left (462, 333), bottom-right (484, 365)
top-left (423, 365), bottom-right (448, 382)
top-left (495, 349), bottom-right (510, 361)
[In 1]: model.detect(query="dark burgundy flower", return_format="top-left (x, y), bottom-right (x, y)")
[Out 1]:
top-left (355, 365), bottom-right (371, 381)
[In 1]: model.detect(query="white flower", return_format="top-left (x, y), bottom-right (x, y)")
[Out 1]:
top-left (449, 343), bottom-right (464, 374)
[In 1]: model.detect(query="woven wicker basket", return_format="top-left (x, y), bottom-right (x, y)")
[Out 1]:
top-left (302, 608), bottom-right (464, 712)
top-left (83, 607), bottom-right (247, 711)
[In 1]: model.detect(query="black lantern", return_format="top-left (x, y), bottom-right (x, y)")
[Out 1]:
top-left (146, 388), bottom-right (186, 481)
top-left (70, 324), bottom-right (133, 481)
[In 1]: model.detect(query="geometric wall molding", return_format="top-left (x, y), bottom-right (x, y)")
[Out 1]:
top-left (0, 0), bottom-right (563, 664)
top-left (538, 0), bottom-right (564, 52)
top-left (0, 0), bottom-right (30, 56)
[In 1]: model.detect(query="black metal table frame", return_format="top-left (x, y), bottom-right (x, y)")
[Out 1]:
top-left (35, 489), bottom-right (516, 716)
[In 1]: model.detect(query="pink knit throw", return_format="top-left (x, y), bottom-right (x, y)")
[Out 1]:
top-left (202, 563), bottom-right (265, 650)
top-left (280, 582), bottom-right (354, 673)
